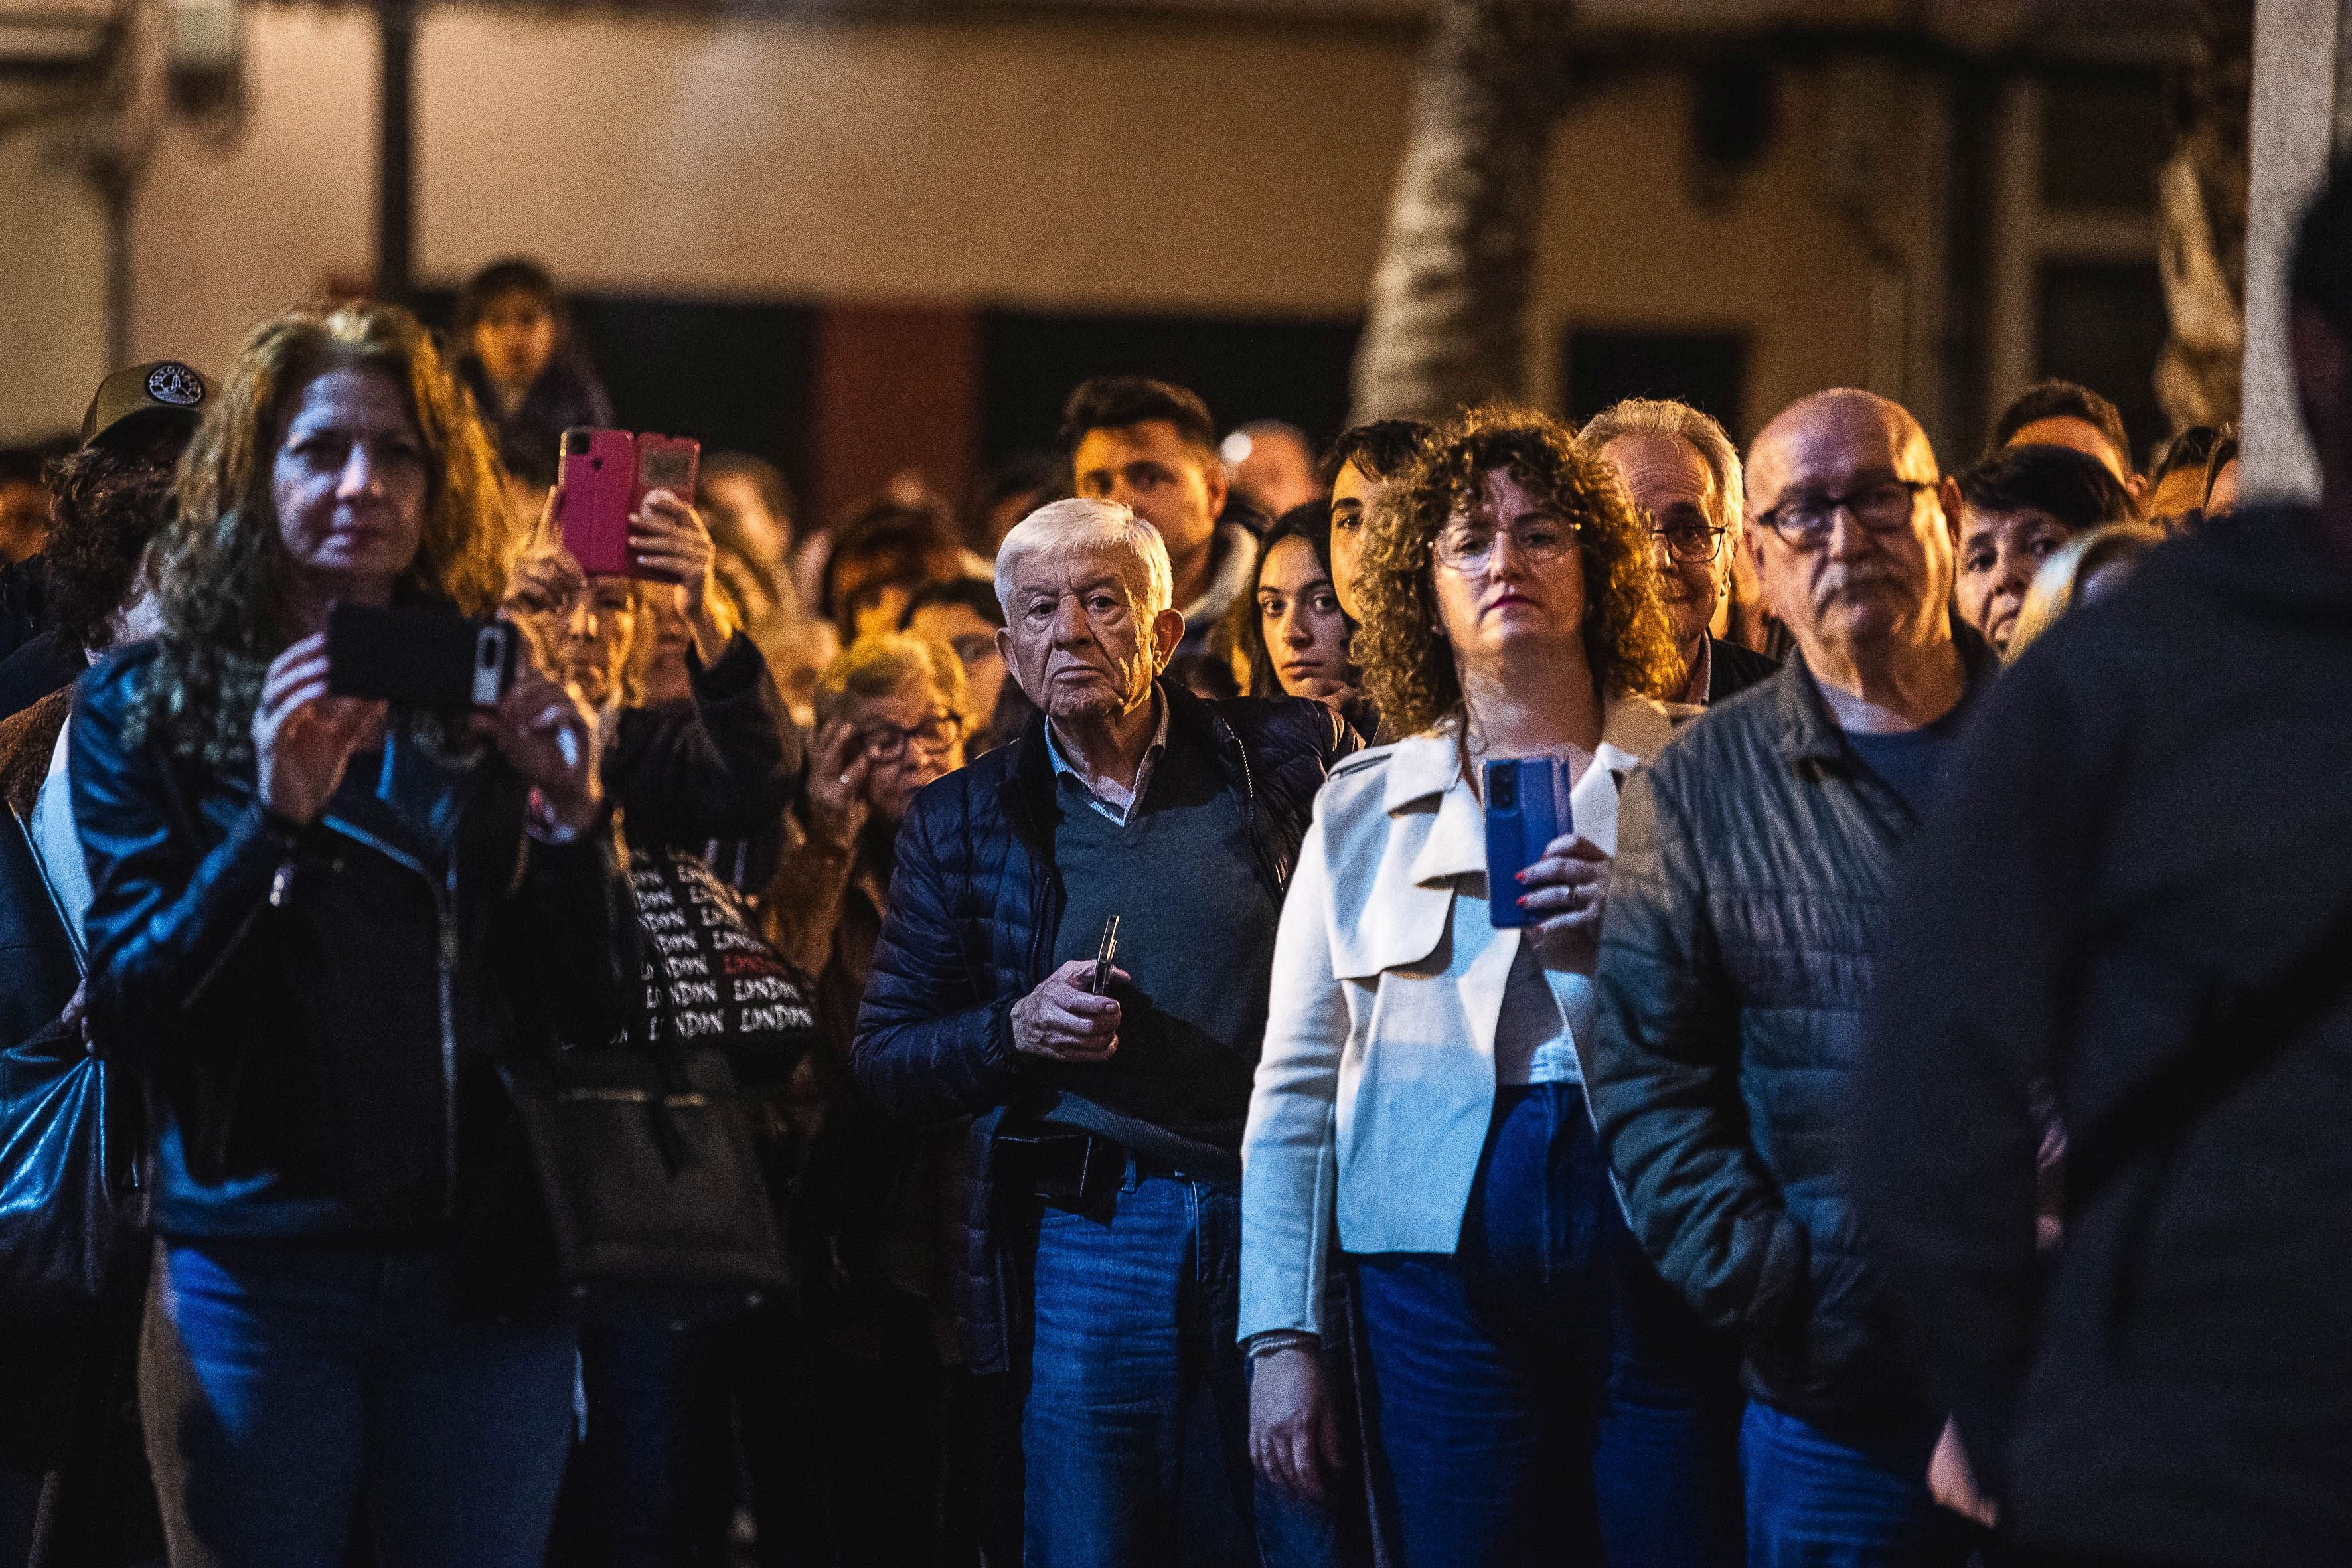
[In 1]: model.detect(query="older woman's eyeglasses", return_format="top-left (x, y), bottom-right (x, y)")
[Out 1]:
top-left (1433, 515), bottom-right (1580, 573)
top-left (1754, 479), bottom-right (1931, 548)
top-left (860, 710), bottom-right (965, 763)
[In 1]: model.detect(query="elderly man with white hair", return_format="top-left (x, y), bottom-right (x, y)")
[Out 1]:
top-left (854, 498), bottom-right (1358, 1565)
top-left (1583, 397), bottom-right (1780, 705)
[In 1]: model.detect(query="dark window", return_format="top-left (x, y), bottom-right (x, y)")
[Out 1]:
top-left (2035, 260), bottom-right (2165, 468)
top-left (416, 287), bottom-right (818, 493)
top-left (979, 309), bottom-right (1362, 464)
top-left (2037, 70), bottom-right (2168, 213)
top-left (1563, 327), bottom-right (1751, 440)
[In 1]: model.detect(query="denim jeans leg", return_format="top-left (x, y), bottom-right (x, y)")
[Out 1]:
top-left (1024, 1174), bottom-right (1194, 1568)
top-left (366, 1250), bottom-right (576, 1568)
top-left (1741, 1400), bottom-right (1973, 1568)
top-left (1580, 1105), bottom-right (1745, 1568)
top-left (139, 1241), bottom-right (372, 1568)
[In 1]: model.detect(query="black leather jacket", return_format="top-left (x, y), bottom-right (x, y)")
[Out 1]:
top-left (1586, 631), bottom-right (1995, 1429)
top-left (72, 642), bottom-right (635, 1245)
top-left (852, 682), bottom-right (1357, 1372)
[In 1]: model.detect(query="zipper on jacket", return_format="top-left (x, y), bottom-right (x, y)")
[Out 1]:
top-left (435, 855), bottom-right (461, 1219)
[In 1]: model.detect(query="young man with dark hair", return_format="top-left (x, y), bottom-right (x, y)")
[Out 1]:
top-left (1320, 418), bottom-right (1429, 624)
top-left (1990, 378), bottom-right (2137, 491)
top-left (1063, 375), bottom-right (1255, 656)
top-left (1855, 153), bottom-right (2352, 1566)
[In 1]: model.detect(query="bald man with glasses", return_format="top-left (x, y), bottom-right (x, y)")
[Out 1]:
top-left (1583, 389), bottom-right (1996, 1566)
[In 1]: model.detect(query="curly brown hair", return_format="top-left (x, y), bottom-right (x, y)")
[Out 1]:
top-left (1352, 402), bottom-right (1681, 737)
top-left (132, 302), bottom-right (516, 768)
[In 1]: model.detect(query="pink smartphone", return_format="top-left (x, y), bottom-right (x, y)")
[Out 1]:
top-left (555, 427), bottom-right (635, 576)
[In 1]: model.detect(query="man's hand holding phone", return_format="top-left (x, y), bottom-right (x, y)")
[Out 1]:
top-left (1010, 959), bottom-right (1130, 1063)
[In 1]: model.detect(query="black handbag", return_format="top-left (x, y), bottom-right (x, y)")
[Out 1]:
top-left (499, 1044), bottom-right (791, 1328)
top-left (494, 847), bottom-right (813, 1327)
top-left (0, 811), bottom-right (143, 1326)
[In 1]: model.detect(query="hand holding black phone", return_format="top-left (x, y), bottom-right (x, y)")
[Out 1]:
top-left (325, 603), bottom-right (520, 709)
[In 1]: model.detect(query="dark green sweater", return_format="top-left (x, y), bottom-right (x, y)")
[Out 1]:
top-left (1041, 732), bottom-right (1279, 1179)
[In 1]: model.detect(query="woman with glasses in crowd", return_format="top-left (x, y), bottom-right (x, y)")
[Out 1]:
top-left (1240, 404), bottom-right (1742, 1567)
top-left (72, 302), bottom-right (629, 1567)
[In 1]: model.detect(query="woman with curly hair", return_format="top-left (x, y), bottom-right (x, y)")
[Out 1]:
top-left (72, 302), bottom-right (634, 1567)
top-left (1240, 404), bottom-right (1740, 1565)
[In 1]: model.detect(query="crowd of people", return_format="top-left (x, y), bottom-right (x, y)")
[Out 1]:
top-left (0, 149), bottom-right (2345, 1568)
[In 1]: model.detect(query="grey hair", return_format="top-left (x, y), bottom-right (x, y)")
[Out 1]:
top-left (1578, 398), bottom-right (1745, 541)
top-left (994, 497), bottom-right (1174, 620)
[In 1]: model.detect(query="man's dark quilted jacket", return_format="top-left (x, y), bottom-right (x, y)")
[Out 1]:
top-left (852, 682), bottom-right (1357, 1373)
top-left (1585, 637), bottom-right (1993, 1429)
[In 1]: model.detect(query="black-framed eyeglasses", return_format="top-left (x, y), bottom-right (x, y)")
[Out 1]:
top-left (1648, 521), bottom-right (1729, 564)
top-left (859, 710), bottom-right (965, 763)
top-left (1433, 515), bottom-right (1580, 573)
top-left (1754, 479), bottom-right (1932, 548)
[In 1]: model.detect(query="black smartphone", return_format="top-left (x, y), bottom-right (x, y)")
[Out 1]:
top-left (1484, 757), bottom-right (1569, 929)
top-left (1091, 914), bottom-right (1121, 996)
top-left (325, 603), bottom-right (519, 709)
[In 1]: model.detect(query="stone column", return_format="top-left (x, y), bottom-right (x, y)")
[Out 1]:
top-left (2242, 0), bottom-right (2352, 499)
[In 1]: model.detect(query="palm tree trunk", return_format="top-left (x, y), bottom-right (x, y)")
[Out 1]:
top-left (2156, 0), bottom-right (2252, 434)
top-left (1350, 0), bottom-right (1569, 422)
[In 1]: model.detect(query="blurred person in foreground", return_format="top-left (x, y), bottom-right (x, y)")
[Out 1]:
top-left (2141, 426), bottom-right (2219, 530)
top-left (1999, 521), bottom-right (2166, 665)
top-left (1990, 378), bottom-right (2139, 495)
top-left (450, 258), bottom-right (615, 488)
top-left (1853, 155), bottom-right (2352, 1568)
top-left (1225, 420), bottom-right (1324, 521)
top-left (75, 302), bottom-right (629, 1567)
top-left (1241, 405), bottom-right (1741, 1566)
top-left (1067, 376), bottom-right (1259, 657)
top-left (852, 497), bottom-right (1356, 1565)
top-left (1585, 388), bottom-right (1994, 1567)
top-left (1583, 398), bottom-right (1779, 704)
top-left (901, 576), bottom-right (1010, 751)
top-left (0, 364), bottom-right (209, 1566)
top-left (1944, 443), bottom-right (2138, 658)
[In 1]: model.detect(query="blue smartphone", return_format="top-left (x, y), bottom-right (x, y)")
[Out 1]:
top-left (1484, 757), bottom-right (1569, 929)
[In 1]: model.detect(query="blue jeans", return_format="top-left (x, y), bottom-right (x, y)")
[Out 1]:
top-left (1023, 1164), bottom-right (1314, 1568)
top-left (140, 1239), bottom-right (576, 1568)
top-left (1741, 1401), bottom-right (1976, 1568)
top-left (1352, 1084), bottom-right (1743, 1568)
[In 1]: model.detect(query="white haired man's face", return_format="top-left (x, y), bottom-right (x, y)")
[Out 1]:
top-left (996, 547), bottom-right (1182, 725)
